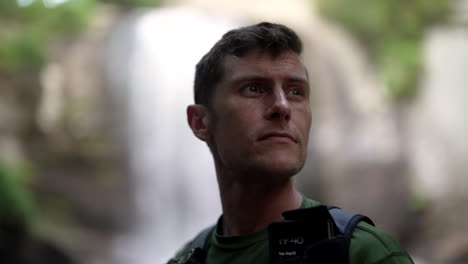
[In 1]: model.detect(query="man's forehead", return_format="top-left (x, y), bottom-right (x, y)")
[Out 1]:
top-left (221, 49), bottom-right (308, 82)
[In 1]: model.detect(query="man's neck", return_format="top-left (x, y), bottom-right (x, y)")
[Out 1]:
top-left (217, 173), bottom-right (302, 236)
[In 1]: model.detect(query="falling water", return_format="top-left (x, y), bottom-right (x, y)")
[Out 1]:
top-left (107, 7), bottom-right (242, 264)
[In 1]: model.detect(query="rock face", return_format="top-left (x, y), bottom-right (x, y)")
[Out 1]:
top-left (405, 20), bottom-right (468, 263)
top-left (295, 19), bottom-right (409, 237)
top-left (0, 5), bottom-right (130, 264)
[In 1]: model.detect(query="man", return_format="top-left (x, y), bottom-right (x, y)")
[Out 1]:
top-left (168, 22), bottom-right (413, 264)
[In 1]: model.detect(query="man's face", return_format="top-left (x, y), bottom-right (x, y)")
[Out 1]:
top-left (208, 49), bottom-right (311, 182)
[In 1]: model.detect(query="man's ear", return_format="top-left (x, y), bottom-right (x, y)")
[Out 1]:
top-left (187, 104), bottom-right (211, 142)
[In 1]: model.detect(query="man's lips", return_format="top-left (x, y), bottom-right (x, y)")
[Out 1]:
top-left (258, 132), bottom-right (297, 143)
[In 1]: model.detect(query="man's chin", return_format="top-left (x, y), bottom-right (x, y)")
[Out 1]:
top-left (268, 163), bottom-right (302, 178)
top-left (254, 157), bottom-right (304, 178)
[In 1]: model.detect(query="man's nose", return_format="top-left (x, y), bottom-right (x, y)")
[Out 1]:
top-left (265, 87), bottom-right (291, 121)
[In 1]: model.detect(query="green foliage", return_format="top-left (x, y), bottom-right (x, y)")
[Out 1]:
top-left (0, 32), bottom-right (45, 71)
top-left (409, 192), bottom-right (430, 213)
top-left (0, 0), bottom-right (161, 73)
top-left (0, 162), bottom-right (35, 227)
top-left (0, 0), bottom-right (97, 72)
top-left (100, 0), bottom-right (161, 8)
top-left (378, 38), bottom-right (422, 99)
top-left (316, 0), bottom-right (450, 100)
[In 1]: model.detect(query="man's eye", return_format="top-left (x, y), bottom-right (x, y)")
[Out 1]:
top-left (244, 84), bottom-right (263, 94)
top-left (288, 88), bottom-right (303, 96)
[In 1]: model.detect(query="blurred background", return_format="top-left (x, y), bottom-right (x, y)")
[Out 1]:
top-left (1, 0), bottom-right (467, 263)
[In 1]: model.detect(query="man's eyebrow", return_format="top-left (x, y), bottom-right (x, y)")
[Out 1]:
top-left (229, 75), bottom-right (309, 84)
top-left (229, 76), bottom-right (269, 84)
top-left (286, 76), bottom-right (309, 85)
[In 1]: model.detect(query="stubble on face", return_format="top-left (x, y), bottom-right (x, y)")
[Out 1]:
top-left (207, 49), bottom-right (312, 185)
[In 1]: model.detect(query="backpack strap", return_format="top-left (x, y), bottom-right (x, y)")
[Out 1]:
top-left (327, 206), bottom-right (375, 264)
top-left (174, 206), bottom-right (374, 264)
top-left (186, 225), bottom-right (215, 252)
top-left (174, 225), bottom-right (215, 264)
top-left (327, 206), bottom-right (374, 236)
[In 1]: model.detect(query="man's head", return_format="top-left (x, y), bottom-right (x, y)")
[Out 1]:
top-left (188, 22), bottom-right (311, 184)
top-left (194, 22), bottom-right (303, 108)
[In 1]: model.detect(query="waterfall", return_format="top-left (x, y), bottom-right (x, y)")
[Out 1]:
top-left (107, 7), bottom-right (241, 264)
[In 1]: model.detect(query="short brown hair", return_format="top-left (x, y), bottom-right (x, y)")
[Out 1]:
top-left (193, 22), bottom-right (303, 107)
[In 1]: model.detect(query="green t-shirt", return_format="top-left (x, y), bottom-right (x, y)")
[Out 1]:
top-left (171, 197), bottom-right (414, 264)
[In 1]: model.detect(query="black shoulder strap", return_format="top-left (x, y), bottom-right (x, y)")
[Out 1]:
top-left (328, 206), bottom-right (374, 236)
top-left (177, 206), bottom-right (374, 264)
top-left (327, 206), bottom-right (375, 264)
top-left (186, 225), bottom-right (215, 252)
top-left (176, 225), bottom-right (215, 264)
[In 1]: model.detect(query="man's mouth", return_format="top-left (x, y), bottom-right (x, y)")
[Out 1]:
top-left (258, 132), bottom-right (297, 143)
